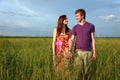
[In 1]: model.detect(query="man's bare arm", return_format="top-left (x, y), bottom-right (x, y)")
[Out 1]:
top-left (91, 32), bottom-right (96, 60)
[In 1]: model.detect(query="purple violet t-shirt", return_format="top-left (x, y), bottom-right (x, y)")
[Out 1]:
top-left (72, 22), bottom-right (95, 51)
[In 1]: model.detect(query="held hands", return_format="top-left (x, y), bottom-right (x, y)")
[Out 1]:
top-left (66, 50), bottom-right (72, 59)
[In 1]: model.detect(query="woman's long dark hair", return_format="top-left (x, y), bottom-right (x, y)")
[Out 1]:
top-left (57, 15), bottom-right (69, 36)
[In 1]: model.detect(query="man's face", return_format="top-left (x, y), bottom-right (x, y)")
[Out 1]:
top-left (75, 13), bottom-right (83, 22)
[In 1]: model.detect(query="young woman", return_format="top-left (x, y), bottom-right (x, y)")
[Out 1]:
top-left (52, 15), bottom-right (72, 71)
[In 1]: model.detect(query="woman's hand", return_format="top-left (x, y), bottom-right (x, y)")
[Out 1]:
top-left (52, 55), bottom-right (56, 66)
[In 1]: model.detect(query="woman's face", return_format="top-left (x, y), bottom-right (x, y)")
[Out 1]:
top-left (63, 18), bottom-right (68, 25)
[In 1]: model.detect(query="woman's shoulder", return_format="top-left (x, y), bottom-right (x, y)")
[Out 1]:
top-left (53, 27), bottom-right (57, 33)
top-left (68, 28), bottom-right (72, 33)
top-left (65, 28), bottom-right (71, 36)
top-left (54, 27), bottom-right (57, 30)
top-left (53, 27), bottom-right (58, 37)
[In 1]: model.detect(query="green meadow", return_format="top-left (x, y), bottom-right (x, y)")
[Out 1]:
top-left (0, 37), bottom-right (119, 80)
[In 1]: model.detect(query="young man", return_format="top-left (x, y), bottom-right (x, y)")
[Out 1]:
top-left (69, 9), bottom-right (96, 80)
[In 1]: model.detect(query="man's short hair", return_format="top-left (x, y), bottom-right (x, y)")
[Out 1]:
top-left (75, 9), bottom-right (86, 19)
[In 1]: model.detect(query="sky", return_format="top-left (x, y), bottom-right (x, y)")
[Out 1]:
top-left (0, 0), bottom-right (120, 37)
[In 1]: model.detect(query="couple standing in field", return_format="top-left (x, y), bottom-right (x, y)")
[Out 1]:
top-left (52, 8), bottom-right (96, 80)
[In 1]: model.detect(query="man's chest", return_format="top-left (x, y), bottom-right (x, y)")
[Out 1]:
top-left (75, 26), bottom-right (91, 36)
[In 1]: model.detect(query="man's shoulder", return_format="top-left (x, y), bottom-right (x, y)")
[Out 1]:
top-left (86, 22), bottom-right (95, 32)
top-left (86, 21), bottom-right (95, 27)
top-left (73, 24), bottom-right (79, 29)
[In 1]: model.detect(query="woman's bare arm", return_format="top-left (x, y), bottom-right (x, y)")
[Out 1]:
top-left (52, 28), bottom-right (57, 56)
top-left (69, 34), bottom-right (75, 52)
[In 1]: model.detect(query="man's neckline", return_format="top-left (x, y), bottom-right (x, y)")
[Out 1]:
top-left (78, 21), bottom-right (87, 26)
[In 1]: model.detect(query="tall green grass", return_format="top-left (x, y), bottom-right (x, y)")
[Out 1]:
top-left (0, 37), bottom-right (119, 80)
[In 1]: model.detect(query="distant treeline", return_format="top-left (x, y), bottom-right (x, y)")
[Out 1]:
top-left (0, 36), bottom-right (120, 38)
top-left (0, 36), bottom-right (52, 38)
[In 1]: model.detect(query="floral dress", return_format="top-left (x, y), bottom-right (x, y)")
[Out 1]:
top-left (54, 33), bottom-right (70, 70)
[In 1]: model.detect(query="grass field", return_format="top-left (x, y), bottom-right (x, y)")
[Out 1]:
top-left (0, 37), bottom-right (119, 80)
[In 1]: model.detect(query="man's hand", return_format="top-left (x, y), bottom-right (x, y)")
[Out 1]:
top-left (92, 53), bottom-right (96, 61)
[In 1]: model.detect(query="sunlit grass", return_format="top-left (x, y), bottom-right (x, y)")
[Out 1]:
top-left (0, 37), bottom-right (119, 80)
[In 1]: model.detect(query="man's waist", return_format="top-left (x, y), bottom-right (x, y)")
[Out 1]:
top-left (75, 46), bottom-right (92, 51)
